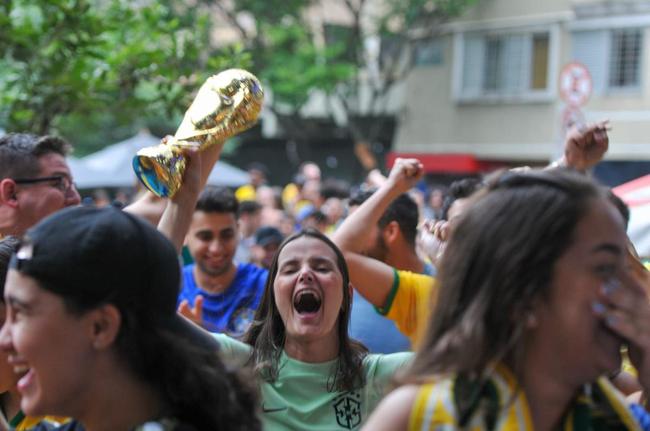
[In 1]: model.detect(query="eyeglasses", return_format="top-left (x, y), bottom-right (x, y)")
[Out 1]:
top-left (13, 175), bottom-right (76, 194)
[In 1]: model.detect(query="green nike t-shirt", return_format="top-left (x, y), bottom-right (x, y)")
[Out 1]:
top-left (214, 334), bottom-right (412, 430)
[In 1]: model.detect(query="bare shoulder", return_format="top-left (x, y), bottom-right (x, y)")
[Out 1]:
top-left (362, 385), bottom-right (421, 431)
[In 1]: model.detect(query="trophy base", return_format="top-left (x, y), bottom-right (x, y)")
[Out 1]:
top-left (133, 145), bottom-right (187, 198)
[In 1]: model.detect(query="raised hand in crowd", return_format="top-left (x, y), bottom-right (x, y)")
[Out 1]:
top-left (387, 158), bottom-right (425, 191)
top-left (335, 157), bottom-right (422, 256)
top-left (178, 295), bottom-right (204, 327)
top-left (561, 119), bottom-right (610, 172)
top-left (419, 219), bottom-right (447, 267)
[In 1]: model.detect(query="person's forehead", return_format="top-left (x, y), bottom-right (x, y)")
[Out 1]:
top-left (37, 153), bottom-right (72, 177)
top-left (262, 242), bottom-right (280, 251)
top-left (5, 269), bottom-right (41, 300)
top-left (571, 198), bottom-right (626, 250)
top-left (191, 211), bottom-right (237, 231)
top-left (278, 236), bottom-right (336, 261)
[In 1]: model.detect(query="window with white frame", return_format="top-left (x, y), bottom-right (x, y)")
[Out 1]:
top-left (609, 29), bottom-right (642, 88)
top-left (572, 28), bottom-right (643, 93)
top-left (458, 29), bottom-right (551, 100)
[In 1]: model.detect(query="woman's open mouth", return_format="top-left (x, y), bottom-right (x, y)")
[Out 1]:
top-left (293, 289), bottom-right (322, 314)
top-left (14, 364), bottom-right (34, 393)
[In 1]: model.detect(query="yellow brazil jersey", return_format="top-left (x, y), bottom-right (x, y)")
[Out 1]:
top-left (409, 365), bottom-right (640, 431)
top-left (376, 270), bottom-right (437, 349)
top-left (10, 411), bottom-right (68, 431)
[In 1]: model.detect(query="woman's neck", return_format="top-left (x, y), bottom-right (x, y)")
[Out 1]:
top-left (78, 365), bottom-right (163, 431)
top-left (284, 332), bottom-right (339, 363)
top-left (520, 352), bottom-right (579, 431)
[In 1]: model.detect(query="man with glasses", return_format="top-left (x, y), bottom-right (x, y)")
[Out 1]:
top-left (0, 133), bottom-right (81, 237)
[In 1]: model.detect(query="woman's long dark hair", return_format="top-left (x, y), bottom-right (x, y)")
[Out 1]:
top-left (244, 228), bottom-right (368, 392)
top-left (110, 312), bottom-right (260, 430)
top-left (403, 169), bottom-right (609, 385)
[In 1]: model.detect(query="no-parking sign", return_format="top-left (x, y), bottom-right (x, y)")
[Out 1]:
top-left (559, 62), bottom-right (593, 107)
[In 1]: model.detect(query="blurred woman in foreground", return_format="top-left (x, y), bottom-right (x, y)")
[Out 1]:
top-left (364, 169), bottom-right (650, 431)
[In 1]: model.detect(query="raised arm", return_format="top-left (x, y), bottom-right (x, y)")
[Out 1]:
top-left (157, 148), bottom-right (203, 253)
top-left (332, 158), bottom-right (423, 307)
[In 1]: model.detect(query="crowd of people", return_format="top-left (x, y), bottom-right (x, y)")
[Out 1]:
top-left (0, 122), bottom-right (649, 431)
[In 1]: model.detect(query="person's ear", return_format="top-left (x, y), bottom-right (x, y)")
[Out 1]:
top-left (87, 304), bottom-right (121, 350)
top-left (384, 221), bottom-right (400, 244)
top-left (0, 179), bottom-right (19, 208)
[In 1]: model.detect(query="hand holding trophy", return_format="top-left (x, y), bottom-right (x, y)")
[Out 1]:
top-left (133, 69), bottom-right (264, 197)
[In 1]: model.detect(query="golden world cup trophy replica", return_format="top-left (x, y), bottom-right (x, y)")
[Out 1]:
top-left (133, 69), bottom-right (264, 197)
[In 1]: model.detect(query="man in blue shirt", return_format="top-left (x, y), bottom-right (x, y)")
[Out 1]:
top-left (178, 186), bottom-right (267, 337)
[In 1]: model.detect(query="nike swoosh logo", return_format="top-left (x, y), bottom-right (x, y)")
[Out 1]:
top-left (262, 404), bottom-right (288, 413)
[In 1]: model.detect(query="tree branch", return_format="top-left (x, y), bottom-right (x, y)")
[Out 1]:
top-left (211, 2), bottom-right (250, 41)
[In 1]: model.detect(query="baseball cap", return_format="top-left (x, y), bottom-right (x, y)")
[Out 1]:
top-left (10, 205), bottom-right (217, 350)
top-left (254, 226), bottom-right (284, 247)
top-left (295, 204), bottom-right (315, 224)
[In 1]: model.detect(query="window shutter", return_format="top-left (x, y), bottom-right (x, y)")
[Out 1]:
top-left (501, 34), bottom-right (527, 93)
top-left (572, 30), bottom-right (608, 95)
top-left (462, 33), bottom-right (484, 97)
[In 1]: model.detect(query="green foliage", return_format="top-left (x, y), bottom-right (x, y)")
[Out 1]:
top-left (0, 0), bottom-right (477, 157)
top-left (0, 0), bottom-right (246, 154)
top-left (219, 0), bottom-right (477, 120)
top-left (231, 0), bottom-right (310, 24)
top-left (258, 22), bottom-right (355, 109)
top-left (207, 0), bottom-right (361, 115)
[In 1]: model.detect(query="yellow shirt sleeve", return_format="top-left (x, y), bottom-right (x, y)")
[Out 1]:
top-left (377, 269), bottom-right (437, 349)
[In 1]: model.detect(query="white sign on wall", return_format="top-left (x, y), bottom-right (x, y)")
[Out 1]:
top-left (559, 62), bottom-right (593, 107)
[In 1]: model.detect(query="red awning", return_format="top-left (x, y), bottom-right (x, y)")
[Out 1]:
top-left (613, 174), bottom-right (650, 207)
top-left (386, 152), bottom-right (503, 174)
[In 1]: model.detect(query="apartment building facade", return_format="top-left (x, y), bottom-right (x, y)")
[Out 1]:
top-left (392, 0), bottom-right (650, 185)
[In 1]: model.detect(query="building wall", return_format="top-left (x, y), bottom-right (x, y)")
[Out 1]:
top-left (394, 0), bottom-right (650, 163)
top-left (456, 0), bottom-right (571, 24)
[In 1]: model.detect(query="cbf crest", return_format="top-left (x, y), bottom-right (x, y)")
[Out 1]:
top-left (332, 391), bottom-right (362, 429)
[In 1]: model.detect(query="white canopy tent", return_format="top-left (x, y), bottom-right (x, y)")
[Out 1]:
top-left (613, 174), bottom-right (650, 258)
top-left (70, 130), bottom-right (250, 189)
